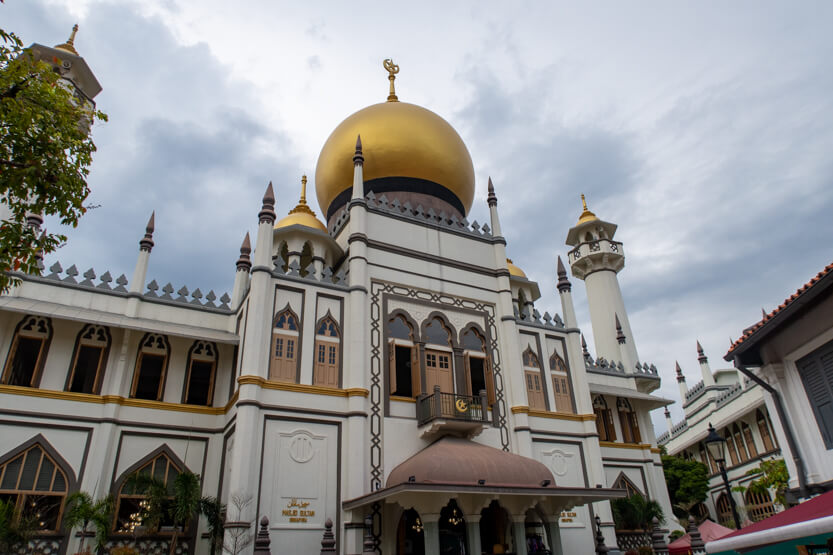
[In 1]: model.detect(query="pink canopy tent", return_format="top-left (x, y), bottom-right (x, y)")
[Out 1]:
top-left (668, 520), bottom-right (734, 554)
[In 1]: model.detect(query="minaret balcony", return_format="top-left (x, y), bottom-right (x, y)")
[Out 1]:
top-left (416, 386), bottom-right (494, 439)
top-left (568, 239), bottom-right (625, 278)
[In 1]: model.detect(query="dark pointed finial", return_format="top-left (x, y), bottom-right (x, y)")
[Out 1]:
top-left (320, 517), bottom-right (336, 554)
top-left (253, 516), bottom-right (271, 553)
top-left (353, 134), bottom-right (364, 165)
top-left (556, 255), bottom-right (572, 292)
top-left (581, 333), bottom-right (590, 357)
top-left (676, 361), bottom-right (685, 382)
top-left (697, 340), bottom-right (708, 363)
top-left (761, 307), bottom-right (767, 320)
top-left (236, 232), bottom-right (252, 272)
top-left (664, 407), bottom-right (671, 417)
top-left (594, 514), bottom-right (609, 554)
top-left (259, 182), bottom-right (276, 224)
top-left (615, 313), bottom-right (626, 344)
top-left (487, 176), bottom-right (497, 207)
top-left (139, 211), bottom-right (155, 252)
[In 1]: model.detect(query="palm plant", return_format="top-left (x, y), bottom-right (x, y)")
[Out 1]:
top-left (198, 496), bottom-right (225, 555)
top-left (63, 492), bottom-right (114, 554)
top-left (0, 498), bottom-right (34, 553)
top-left (612, 494), bottom-right (664, 531)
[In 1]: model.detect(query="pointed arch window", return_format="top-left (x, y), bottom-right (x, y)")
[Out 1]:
top-left (549, 352), bottom-right (574, 413)
top-left (757, 409), bottom-right (776, 452)
top-left (313, 314), bottom-right (340, 388)
top-left (115, 451), bottom-right (183, 534)
top-left (700, 443), bottom-right (717, 474)
top-left (617, 398), bottom-right (642, 444)
top-left (716, 493), bottom-right (734, 528)
top-left (732, 424), bottom-right (749, 462)
top-left (270, 307), bottom-right (300, 383)
top-left (612, 473), bottom-right (642, 498)
top-left (130, 334), bottom-right (170, 401)
top-left (461, 326), bottom-right (494, 405)
top-left (724, 429), bottom-right (740, 467)
top-left (183, 341), bottom-right (217, 406)
top-left (593, 395), bottom-right (616, 441)
top-left (522, 347), bottom-right (546, 410)
top-left (744, 489), bottom-right (775, 522)
top-left (66, 324), bottom-right (110, 394)
top-left (741, 422), bottom-right (759, 458)
top-left (423, 317), bottom-right (454, 394)
top-left (388, 314), bottom-right (419, 398)
top-left (2, 315), bottom-right (52, 388)
top-left (0, 442), bottom-right (70, 532)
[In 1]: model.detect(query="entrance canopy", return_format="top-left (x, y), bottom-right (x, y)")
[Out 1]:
top-left (344, 437), bottom-right (625, 513)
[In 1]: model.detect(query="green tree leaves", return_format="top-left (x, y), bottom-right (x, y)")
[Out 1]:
top-left (662, 454), bottom-right (709, 518)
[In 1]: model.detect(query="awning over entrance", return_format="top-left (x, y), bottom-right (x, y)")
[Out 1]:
top-left (344, 436), bottom-right (625, 512)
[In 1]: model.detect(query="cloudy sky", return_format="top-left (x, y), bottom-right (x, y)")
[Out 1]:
top-left (5, 0), bottom-right (833, 432)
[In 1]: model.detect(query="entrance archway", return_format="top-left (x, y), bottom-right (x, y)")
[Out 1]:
top-left (480, 501), bottom-right (511, 555)
top-left (439, 500), bottom-right (468, 555)
top-left (396, 508), bottom-right (425, 555)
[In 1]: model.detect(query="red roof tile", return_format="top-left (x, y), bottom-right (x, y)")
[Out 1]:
top-left (726, 261), bottom-right (833, 358)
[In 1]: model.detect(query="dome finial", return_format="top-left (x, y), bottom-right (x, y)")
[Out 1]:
top-left (299, 175), bottom-right (308, 206)
top-left (55, 24), bottom-right (80, 55)
top-left (577, 193), bottom-right (598, 225)
top-left (383, 58), bottom-right (400, 102)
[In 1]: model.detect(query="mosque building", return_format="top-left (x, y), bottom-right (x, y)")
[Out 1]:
top-left (0, 29), bottom-right (679, 555)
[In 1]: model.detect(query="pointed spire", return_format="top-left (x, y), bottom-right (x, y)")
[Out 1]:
top-left (615, 313), bottom-right (626, 344)
top-left (383, 58), bottom-right (400, 102)
top-left (259, 181), bottom-right (276, 224)
top-left (675, 361), bottom-right (685, 382)
top-left (761, 307), bottom-right (768, 320)
top-left (353, 134), bottom-right (364, 165)
top-left (664, 407), bottom-right (671, 418)
top-left (581, 333), bottom-right (590, 358)
top-left (139, 211), bottom-right (155, 252)
top-left (54, 24), bottom-right (80, 55)
top-left (487, 176), bottom-right (497, 207)
top-left (556, 255), bottom-right (572, 292)
top-left (577, 193), bottom-right (598, 225)
top-left (697, 340), bottom-right (708, 363)
top-left (236, 232), bottom-right (252, 271)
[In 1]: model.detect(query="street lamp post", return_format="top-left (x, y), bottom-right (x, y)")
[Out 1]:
top-left (704, 423), bottom-right (742, 529)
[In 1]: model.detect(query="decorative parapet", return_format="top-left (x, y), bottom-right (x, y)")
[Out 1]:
top-left (272, 259), bottom-right (349, 290)
top-left (684, 379), bottom-right (706, 402)
top-left (23, 262), bottom-right (233, 313)
top-left (585, 356), bottom-right (660, 381)
top-left (670, 418), bottom-right (689, 439)
top-left (715, 381), bottom-right (745, 408)
top-left (567, 239), bottom-right (624, 261)
top-left (656, 430), bottom-right (670, 445)
top-left (515, 309), bottom-right (566, 329)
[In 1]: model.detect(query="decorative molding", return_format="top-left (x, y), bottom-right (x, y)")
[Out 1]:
top-left (511, 406), bottom-right (596, 422)
top-left (598, 441), bottom-right (654, 451)
top-left (236, 375), bottom-right (368, 397)
top-left (389, 395), bottom-right (416, 404)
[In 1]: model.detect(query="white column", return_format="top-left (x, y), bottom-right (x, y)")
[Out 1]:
top-left (546, 520), bottom-right (563, 555)
top-left (466, 520), bottom-right (482, 555)
top-left (231, 232), bottom-right (252, 310)
top-left (423, 514), bottom-right (441, 555)
top-left (127, 212), bottom-right (154, 318)
top-left (697, 341), bottom-right (715, 387)
top-left (512, 515), bottom-right (528, 555)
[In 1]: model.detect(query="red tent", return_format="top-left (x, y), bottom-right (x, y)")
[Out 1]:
top-left (668, 520), bottom-right (734, 555)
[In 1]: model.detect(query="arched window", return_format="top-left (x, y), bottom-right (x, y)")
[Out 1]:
top-left (700, 443), bottom-right (717, 474)
top-left (130, 333), bottom-right (170, 401)
top-left (742, 422), bottom-right (759, 458)
top-left (716, 493), bottom-right (734, 528)
top-left (593, 395), bottom-right (616, 442)
top-left (183, 341), bottom-right (217, 406)
top-left (388, 314), bottom-right (419, 398)
top-left (2, 315), bottom-right (51, 388)
top-left (617, 398), bottom-right (642, 444)
top-left (732, 424), bottom-right (748, 462)
top-left (313, 314), bottom-right (340, 388)
top-left (423, 317), bottom-right (453, 394)
top-left (725, 429), bottom-right (740, 466)
top-left (745, 489), bottom-right (775, 522)
top-left (395, 508), bottom-right (425, 555)
top-left (114, 450), bottom-right (184, 534)
top-left (612, 473), bottom-right (642, 498)
top-left (549, 352), bottom-right (574, 413)
top-left (299, 242), bottom-right (313, 277)
top-left (461, 327), bottom-right (494, 405)
top-left (691, 502), bottom-right (710, 522)
top-left (66, 324), bottom-right (110, 394)
top-left (522, 347), bottom-right (546, 410)
top-left (270, 307), bottom-right (299, 383)
top-left (0, 440), bottom-right (71, 533)
top-left (757, 410), bottom-right (776, 452)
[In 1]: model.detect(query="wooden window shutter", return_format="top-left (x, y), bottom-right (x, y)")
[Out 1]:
top-left (484, 357), bottom-right (495, 406)
top-left (798, 345), bottom-right (833, 449)
top-left (388, 341), bottom-right (397, 394)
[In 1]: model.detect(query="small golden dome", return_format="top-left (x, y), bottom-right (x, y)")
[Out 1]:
top-left (54, 24), bottom-right (80, 55)
top-left (507, 258), bottom-right (527, 279)
top-left (315, 101), bottom-right (475, 219)
top-left (275, 176), bottom-right (326, 232)
top-left (577, 193), bottom-right (598, 225)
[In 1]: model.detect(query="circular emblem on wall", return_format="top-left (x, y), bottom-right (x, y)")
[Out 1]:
top-left (551, 452), bottom-right (568, 476)
top-left (455, 399), bottom-right (469, 412)
top-left (289, 434), bottom-right (315, 463)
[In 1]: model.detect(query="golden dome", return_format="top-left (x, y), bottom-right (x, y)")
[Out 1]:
top-left (507, 258), bottom-right (527, 279)
top-left (577, 193), bottom-right (598, 225)
top-left (275, 176), bottom-right (326, 232)
top-left (315, 101), bottom-right (475, 218)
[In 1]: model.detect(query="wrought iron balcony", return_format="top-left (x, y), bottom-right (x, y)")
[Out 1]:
top-left (416, 386), bottom-right (493, 438)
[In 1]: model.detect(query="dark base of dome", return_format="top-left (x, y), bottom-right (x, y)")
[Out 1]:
top-left (326, 176), bottom-right (466, 222)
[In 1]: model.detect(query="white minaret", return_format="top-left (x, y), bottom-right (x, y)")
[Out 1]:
top-left (697, 340), bottom-right (715, 387)
top-left (665, 407), bottom-right (674, 434)
top-left (676, 361), bottom-right (688, 402)
top-left (231, 232), bottom-right (251, 309)
top-left (565, 195), bottom-right (638, 367)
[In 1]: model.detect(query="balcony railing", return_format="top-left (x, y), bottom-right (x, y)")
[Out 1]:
top-left (416, 386), bottom-right (492, 427)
